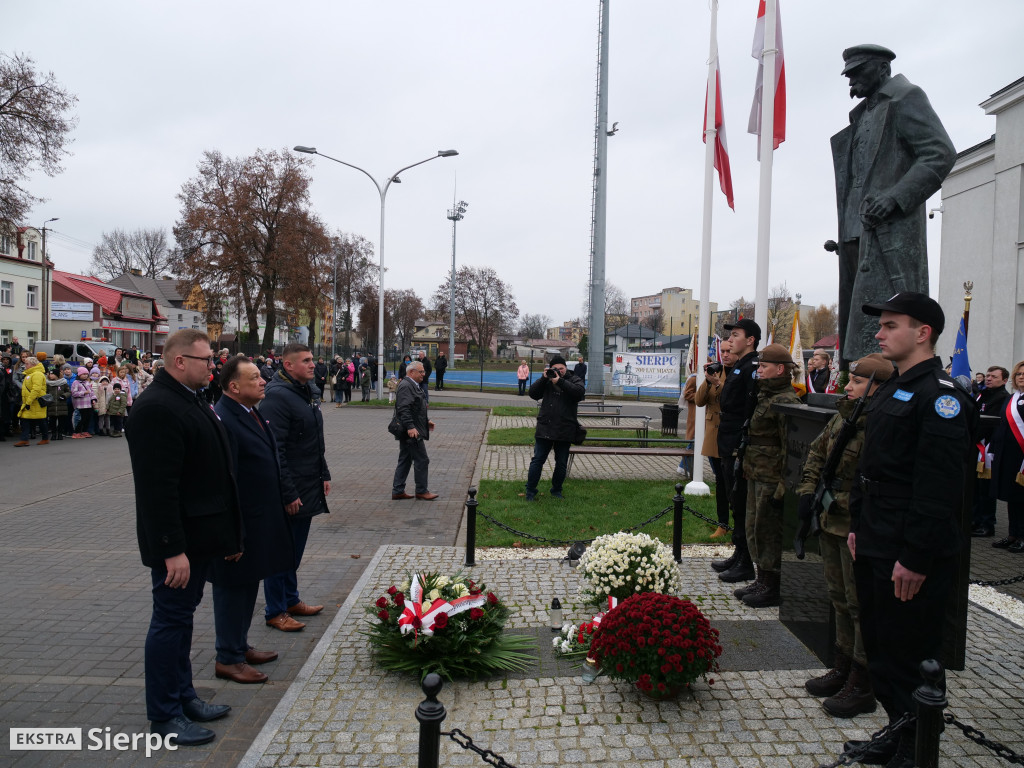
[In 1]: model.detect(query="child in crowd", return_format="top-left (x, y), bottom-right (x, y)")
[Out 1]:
top-left (95, 374), bottom-right (111, 436)
top-left (46, 369), bottom-right (71, 441)
top-left (112, 366), bottom-right (134, 430)
top-left (71, 367), bottom-right (95, 438)
top-left (387, 373), bottom-right (398, 404)
top-left (359, 364), bottom-right (371, 402)
top-left (106, 383), bottom-right (128, 437)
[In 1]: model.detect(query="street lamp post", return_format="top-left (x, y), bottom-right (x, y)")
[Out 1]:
top-left (445, 199), bottom-right (467, 369)
top-left (39, 217), bottom-right (59, 341)
top-left (294, 146), bottom-right (458, 398)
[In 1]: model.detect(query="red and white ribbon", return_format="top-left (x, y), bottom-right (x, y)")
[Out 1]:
top-left (397, 573), bottom-right (486, 637)
top-left (1006, 392), bottom-right (1024, 475)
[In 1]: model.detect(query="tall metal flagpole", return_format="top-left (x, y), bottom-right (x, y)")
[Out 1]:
top-left (685, 0), bottom-right (720, 498)
top-left (586, 0), bottom-right (610, 396)
top-left (753, 0), bottom-right (778, 334)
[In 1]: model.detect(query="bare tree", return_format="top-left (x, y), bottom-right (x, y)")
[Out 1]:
top-left (389, 288), bottom-right (424, 355)
top-left (0, 53), bottom-right (78, 229)
top-left (582, 280), bottom-right (630, 331)
top-left (329, 233), bottom-right (377, 354)
top-left (766, 283), bottom-right (795, 343)
top-left (518, 313), bottom-right (551, 340)
top-left (433, 266), bottom-right (518, 360)
top-left (804, 302), bottom-right (839, 345)
top-left (718, 297), bottom-right (755, 338)
top-left (89, 228), bottom-right (175, 280)
top-left (639, 309), bottom-right (662, 334)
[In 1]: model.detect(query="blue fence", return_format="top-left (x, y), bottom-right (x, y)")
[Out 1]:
top-left (437, 369), bottom-right (682, 399)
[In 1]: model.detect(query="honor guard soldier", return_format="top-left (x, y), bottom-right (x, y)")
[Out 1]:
top-left (844, 293), bottom-right (975, 768)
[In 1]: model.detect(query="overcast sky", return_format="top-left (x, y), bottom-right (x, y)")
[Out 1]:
top-left (7, 1), bottom-right (1022, 325)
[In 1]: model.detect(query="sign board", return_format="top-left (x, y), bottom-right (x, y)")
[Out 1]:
top-left (120, 297), bottom-right (151, 320)
top-left (52, 310), bottom-right (93, 321)
top-left (52, 301), bottom-right (92, 312)
top-left (611, 352), bottom-right (680, 390)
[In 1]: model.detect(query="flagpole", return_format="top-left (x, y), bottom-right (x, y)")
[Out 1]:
top-left (753, 0), bottom-right (777, 335)
top-left (963, 280), bottom-right (973, 337)
top-left (685, 0), bottom-right (719, 498)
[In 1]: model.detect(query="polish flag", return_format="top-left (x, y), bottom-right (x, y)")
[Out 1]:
top-left (748, 0), bottom-right (786, 158)
top-left (703, 57), bottom-right (735, 210)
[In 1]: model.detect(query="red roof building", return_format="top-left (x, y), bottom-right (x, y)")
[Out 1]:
top-left (51, 271), bottom-right (167, 351)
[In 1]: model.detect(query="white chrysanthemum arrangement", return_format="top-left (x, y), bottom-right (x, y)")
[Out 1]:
top-left (577, 531), bottom-right (681, 604)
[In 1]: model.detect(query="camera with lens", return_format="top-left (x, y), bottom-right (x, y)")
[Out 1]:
top-left (705, 362), bottom-right (724, 375)
top-left (545, 369), bottom-right (558, 379)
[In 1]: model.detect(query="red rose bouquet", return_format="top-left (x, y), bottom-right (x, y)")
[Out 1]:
top-left (589, 592), bottom-right (722, 698)
top-left (365, 571), bottom-right (536, 681)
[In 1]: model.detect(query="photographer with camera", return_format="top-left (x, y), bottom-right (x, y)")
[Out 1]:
top-left (696, 351), bottom-right (733, 538)
top-left (524, 355), bottom-right (585, 502)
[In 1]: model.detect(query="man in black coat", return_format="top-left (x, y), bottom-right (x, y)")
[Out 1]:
top-left (433, 352), bottom-right (448, 390)
top-left (524, 355), bottom-right (585, 501)
top-left (313, 356), bottom-right (329, 398)
top-left (418, 351), bottom-right (432, 401)
top-left (572, 356), bottom-right (588, 386)
top-left (126, 329), bottom-right (243, 746)
top-left (209, 357), bottom-right (294, 684)
top-left (392, 361), bottom-right (437, 499)
top-left (260, 343), bottom-right (331, 632)
top-left (971, 365), bottom-right (1010, 537)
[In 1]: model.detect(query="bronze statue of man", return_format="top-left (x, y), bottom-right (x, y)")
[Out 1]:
top-left (829, 45), bottom-right (955, 364)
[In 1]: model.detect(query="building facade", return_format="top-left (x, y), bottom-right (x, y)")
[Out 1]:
top-left (630, 287), bottom-right (717, 337)
top-left (51, 271), bottom-right (164, 353)
top-left (0, 226), bottom-right (50, 348)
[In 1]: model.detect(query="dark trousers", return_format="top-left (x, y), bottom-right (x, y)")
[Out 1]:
top-left (110, 414), bottom-right (124, 433)
top-left (146, 563), bottom-right (208, 721)
top-left (854, 554), bottom-right (953, 721)
top-left (709, 456), bottom-right (730, 526)
top-left (720, 453), bottom-right (747, 550)
top-left (1008, 501), bottom-right (1024, 539)
top-left (435, 372), bottom-right (444, 390)
top-left (420, 381), bottom-right (430, 404)
top-left (264, 516), bottom-right (311, 618)
top-left (20, 416), bottom-right (48, 441)
top-left (518, 379), bottom-right (528, 396)
top-left (392, 437), bottom-right (430, 495)
top-left (525, 438), bottom-right (571, 496)
top-left (971, 478), bottom-right (996, 530)
top-left (213, 580), bottom-right (260, 664)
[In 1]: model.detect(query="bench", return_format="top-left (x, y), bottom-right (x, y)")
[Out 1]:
top-left (578, 401), bottom-right (622, 417)
top-left (567, 441), bottom-right (694, 475)
top-left (579, 412), bottom-right (648, 430)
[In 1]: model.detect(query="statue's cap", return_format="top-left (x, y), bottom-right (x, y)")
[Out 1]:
top-left (849, 353), bottom-right (893, 382)
top-left (758, 344), bottom-right (794, 365)
top-left (862, 292), bottom-right (945, 336)
top-left (841, 44), bottom-right (896, 75)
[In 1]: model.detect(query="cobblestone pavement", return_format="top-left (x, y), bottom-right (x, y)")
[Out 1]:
top-left (241, 545), bottom-right (1024, 768)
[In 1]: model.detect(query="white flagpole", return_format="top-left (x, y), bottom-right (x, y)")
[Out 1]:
top-left (685, 0), bottom-right (718, 498)
top-left (753, 0), bottom-right (777, 335)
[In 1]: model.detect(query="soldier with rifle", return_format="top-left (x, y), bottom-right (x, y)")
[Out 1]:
top-left (795, 353), bottom-right (892, 719)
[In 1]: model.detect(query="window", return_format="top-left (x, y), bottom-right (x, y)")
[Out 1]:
top-left (26, 241), bottom-right (37, 260)
top-left (26, 285), bottom-right (38, 309)
top-left (0, 280), bottom-right (11, 305)
top-left (0, 329), bottom-right (10, 345)
top-left (26, 331), bottom-right (37, 345)
top-left (0, 235), bottom-right (10, 255)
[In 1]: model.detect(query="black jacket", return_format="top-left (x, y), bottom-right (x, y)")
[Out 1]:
top-left (395, 376), bottom-right (429, 438)
top-left (126, 369), bottom-right (243, 568)
top-left (259, 370), bottom-right (331, 518)
top-left (434, 355), bottom-right (448, 374)
top-left (977, 385), bottom-right (1009, 417)
top-left (421, 357), bottom-right (432, 379)
top-left (208, 396), bottom-right (294, 586)
top-left (314, 362), bottom-right (329, 390)
top-left (573, 362), bottom-right (588, 381)
top-left (529, 371), bottom-right (585, 442)
top-left (990, 392), bottom-right (1024, 505)
top-left (850, 356), bottom-right (975, 574)
top-left (717, 350), bottom-right (759, 457)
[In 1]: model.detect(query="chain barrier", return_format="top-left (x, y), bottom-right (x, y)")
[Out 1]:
top-left (474, 505), bottom-right (672, 546)
top-left (968, 572), bottom-right (1024, 587)
top-left (682, 501), bottom-right (734, 533)
top-left (443, 729), bottom-right (520, 768)
top-left (816, 713), bottom-right (916, 768)
top-left (944, 712), bottom-right (1024, 764)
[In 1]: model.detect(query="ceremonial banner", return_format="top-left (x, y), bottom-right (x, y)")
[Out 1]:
top-left (612, 352), bottom-right (681, 390)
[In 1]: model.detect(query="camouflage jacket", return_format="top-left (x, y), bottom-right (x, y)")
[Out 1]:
top-left (742, 376), bottom-right (801, 493)
top-left (795, 397), bottom-right (863, 536)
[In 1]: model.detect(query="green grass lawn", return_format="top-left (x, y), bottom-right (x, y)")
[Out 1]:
top-left (490, 406), bottom-right (538, 417)
top-left (473, 479), bottom-right (726, 548)
top-left (487, 427), bottom-right (679, 446)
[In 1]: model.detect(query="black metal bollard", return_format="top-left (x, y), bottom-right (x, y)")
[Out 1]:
top-left (416, 673), bottom-right (447, 768)
top-left (465, 488), bottom-right (478, 567)
top-left (913, 659), bottom-right (947, 768)
top-left (673, 484), bottom-right (684, 562)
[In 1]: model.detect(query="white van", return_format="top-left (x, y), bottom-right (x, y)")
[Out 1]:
top-left (32, 340), bottom-right (119, 365)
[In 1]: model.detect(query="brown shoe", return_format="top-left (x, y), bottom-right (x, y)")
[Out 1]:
top-left (37, 439), bottom-right (50, 445)
top-left (215, 662), bottom-right (268, 684)
top-left (392, 492), bottom-right (414, 500)
top-left (244, 648), bottom-right (278, 665)
top-left (13, 441), bottom-right (29, 447)
top-left (710, 526), bottom-right (728, 539)
top-left (287, 601), bottom-right (323, 616)
top-left (415, 492), bottom-right (439, 500)
top-left (265, 613), bottom-right (305, 632)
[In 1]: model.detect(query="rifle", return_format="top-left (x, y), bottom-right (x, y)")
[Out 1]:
top-left (731, 418), bottom-right (751, 496)
top-left (794, 371), bottom-right (875, 559)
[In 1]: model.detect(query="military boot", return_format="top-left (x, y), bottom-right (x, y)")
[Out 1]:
top-left (711, 547), bottom-right (740, 573)
top-left (734, 567), bottom-right (762, 599)
top-left (805, 646), bottom-right (851, 697)
top-left (717, 549), bottom-right (755, 583)
top-left (742, 570), bottom-right (780, 607)
top-left (823, 661), bottom-right (877, 717)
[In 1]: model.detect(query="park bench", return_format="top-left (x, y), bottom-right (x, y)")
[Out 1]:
top-left (578, 400), bottom-right (622, 418)
top-left (567, 438), bottom-right (693, 475)
top-left (578, 412), bottom-right (648, 433)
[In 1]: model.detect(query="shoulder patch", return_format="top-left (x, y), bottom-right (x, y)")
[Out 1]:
top-left (733, 368), bottom-right (741, 375)
top-left (934, 394), bottom-right (961, 419)
top-left (893, 389), bottom-right (914, 402)
top-left (938, 380), bottom-right (955, 388)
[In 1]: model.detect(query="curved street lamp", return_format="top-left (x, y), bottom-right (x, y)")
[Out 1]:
top-left (294, 146), bottom-right (458, 398)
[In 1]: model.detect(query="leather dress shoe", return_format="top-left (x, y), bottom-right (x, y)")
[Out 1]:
top-left (215, 662), bottom-right (268, 684)
top-left (416, 492), bottom-right (439, 500)
top-left (971, 526), bottom-right (994, 537)
top-left (181, 697), bottom-right (231, 722)
top-left (288, 601), bottom-right (323, 616)
top-left (150, 716), bottom-right (215, 746)
top-left (1009, 540), bottom-right (1024, 554)
top-left (992, 537), bottom-right (1017, 549)
top-left (392, 492), bottom-right (414, 500)
top-left (842, 730), bottom-right (900, 766)
top-left (266, 613), bottom-right (305, 631)
top-left (245, 647), bottom-right (278, 665)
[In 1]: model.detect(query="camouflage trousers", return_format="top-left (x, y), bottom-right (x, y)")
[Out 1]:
top-left (820, 529), bottom-right (866, 666)
top-left (745, 480), bottom-right (783, 572)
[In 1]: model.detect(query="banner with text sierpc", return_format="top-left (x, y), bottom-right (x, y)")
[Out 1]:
top-left (611, 352), bottom-right (680, 390)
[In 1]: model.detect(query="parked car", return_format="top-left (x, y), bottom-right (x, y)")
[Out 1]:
top-left (32, 340), bottom-right (119, 365)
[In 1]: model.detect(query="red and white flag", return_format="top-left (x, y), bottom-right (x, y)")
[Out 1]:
top-left (748, 0), bottom-right (786, 159)
top-left (704, 53), bottom-right (734, 210)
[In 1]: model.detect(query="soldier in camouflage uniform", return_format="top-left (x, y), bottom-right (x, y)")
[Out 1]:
top-left (797, 353), bottom-right (892, 718)
top-left (736, 344), bottom-right (802, 608)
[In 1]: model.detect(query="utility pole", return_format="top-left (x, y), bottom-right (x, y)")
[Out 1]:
top-left (587, 0), bottom-right (611, 396)
top-left (446, 199), bottom-right (468, 369)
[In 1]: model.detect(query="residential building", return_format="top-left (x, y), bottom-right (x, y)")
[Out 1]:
top-left (0, 226), bottom-right (50, 348)
top-left (937, 75), bottom-right (1024, 368)
top-left (50, 270), bottom-right (164, 352)
top-left (108, 272), bottom-right (216, 341)
top-left (411, 319), bottom-right (469, 359)
top-left (546, 320), bottom-right (584, 345)
top-left (605, 324), bottom-right (657, 354)
top-left (630, 287), bottom-right (718, 337)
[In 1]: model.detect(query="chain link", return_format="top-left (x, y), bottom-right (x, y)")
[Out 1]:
top-left (443, 728), bottom-right (520, 768)
top-left (968, 572), bottom-right (1024, 588)
top-left (683, 501), bottom-right (734, 533)
top-left (474, 505), bottom-right (672, 546)
top-left (944, 712), bottom-right (1024, 764)
top-left (816, 713), bottom-right (916, 768)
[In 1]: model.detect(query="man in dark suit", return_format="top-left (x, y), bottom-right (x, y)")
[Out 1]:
top-left (126, 329), bottom-right (243, 746)
top-left (209, 357), bottom-right (294, 684)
